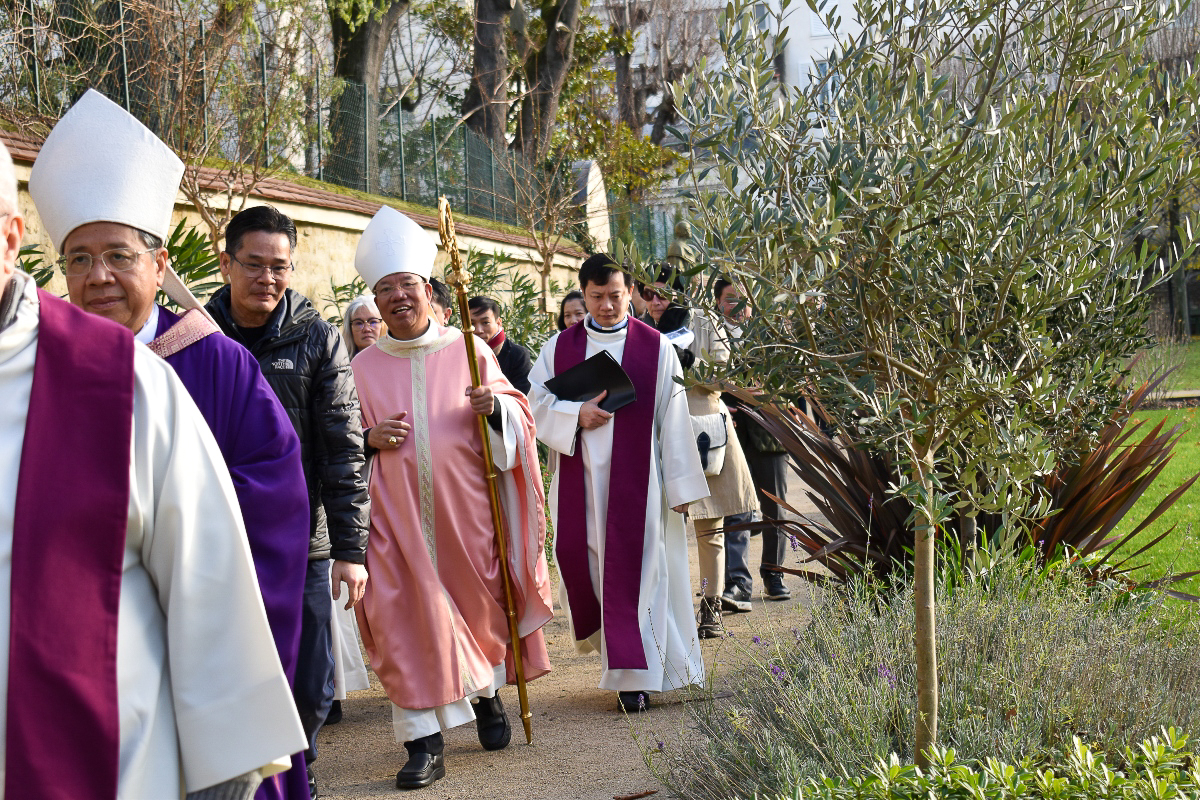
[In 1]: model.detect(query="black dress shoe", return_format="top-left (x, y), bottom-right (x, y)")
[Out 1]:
top-left (721, 586), bottom-right (752, 613)
top-left (325, 699), bottom-right (342, 725)
top-left (395, 751), bottom-right (445, 790)
top-left (617, 691), bottom-right (652, 712)
top-left (762, 573), bottom-right (792, 601)
top-left (472, 692), bottom-right (512, 751)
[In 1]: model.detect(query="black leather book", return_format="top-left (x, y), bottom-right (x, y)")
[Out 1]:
top-left (544, 350), bottom-right (638, 413)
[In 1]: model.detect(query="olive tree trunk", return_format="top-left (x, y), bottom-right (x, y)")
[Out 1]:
top-left (912, 444), bottom-right (939, 768)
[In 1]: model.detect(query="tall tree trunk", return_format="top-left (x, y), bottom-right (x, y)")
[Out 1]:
top-left (327, 0), bottom-right (409, 192)
top-left (912, 444), bottom-right (939, 769)
top-left (1167, 196), bottom-right (1190, 340)
top-left (611, 4), bottom-right (639, 131)
top-left (463, 0), bottom-right (510, 147)
top-left (516, 0), bottom-right (583, 159)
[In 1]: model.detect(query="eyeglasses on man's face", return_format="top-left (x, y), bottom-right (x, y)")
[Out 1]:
top-left (228, 252), bottom-right (294, 279)
top-left (375, 279), bottom-right (424, 297)
top-left (350, 318), bottom-right (383, 329)
top-left (58, 248), bottom-right (155, 277)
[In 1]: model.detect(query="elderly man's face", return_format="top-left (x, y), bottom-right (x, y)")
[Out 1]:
top-left (374, 272), bottom-right (432, 340)
top-left (63, 222), bottom-right (166, 332)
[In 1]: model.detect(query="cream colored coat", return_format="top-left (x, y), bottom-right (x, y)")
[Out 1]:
top-left (685, 311), bottom-right (758, 521)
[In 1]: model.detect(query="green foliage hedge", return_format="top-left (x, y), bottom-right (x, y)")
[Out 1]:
top-left (779, 730), bottom-right (1200, 799)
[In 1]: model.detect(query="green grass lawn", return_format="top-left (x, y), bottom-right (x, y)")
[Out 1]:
top-left (1177, 340), bottom-right (1200, 390)
top-left (1109, 408), bottom-right (1200, 596)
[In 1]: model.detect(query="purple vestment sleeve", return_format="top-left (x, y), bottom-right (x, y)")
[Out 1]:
top-left (8, 291), bottom-right (132, 800)
top-left (154, 308), bottom-right (310, 800)
top-left (554, 318), bottom-right (661, 670)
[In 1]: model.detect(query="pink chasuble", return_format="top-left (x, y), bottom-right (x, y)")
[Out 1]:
top-left (553, 318), bottom-right (660, 669)
top-left (8, 291), bottom-right (132, 800)
top-left (351, 327), bottom-right (552, 710)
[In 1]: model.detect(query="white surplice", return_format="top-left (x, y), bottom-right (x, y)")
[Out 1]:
top-left (528, 316), bottom-right (709, 693)
top-left (0, 275), bottom-right (306, 798)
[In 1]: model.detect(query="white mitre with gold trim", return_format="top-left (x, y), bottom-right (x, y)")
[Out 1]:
top-left (355, 205), bottom-right (437, 288)
top-left (30, 89), bottom-right (184, 254)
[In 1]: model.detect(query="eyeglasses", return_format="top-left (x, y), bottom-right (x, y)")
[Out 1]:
top-left (641, 288), bottom-right (666, 302)
top-left (58, 248), bottom-right (155, 277)
top-left (375, 279), bottom-right (425, 297)
top-left (228, 253), bottom-right (293, 279)
top-left (350, 318), bottom-right (383, 329)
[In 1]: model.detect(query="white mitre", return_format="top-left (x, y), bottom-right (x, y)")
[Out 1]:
top-left (30, 89), bottom-right (184, 253)
top-left (355, 205), bottom-right (437, 288)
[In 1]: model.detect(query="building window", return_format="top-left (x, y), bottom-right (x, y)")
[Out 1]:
top-left (815, 59), bottom-right (839, 112)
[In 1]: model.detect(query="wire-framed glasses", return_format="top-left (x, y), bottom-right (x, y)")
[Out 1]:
top-left (57, 248), bottom-right (155, 277)
top-left (228, 253), bottom-right (294, 279)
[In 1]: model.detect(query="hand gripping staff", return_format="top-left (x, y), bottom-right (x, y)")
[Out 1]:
top-left (437, 197), bottom-right (534, 745)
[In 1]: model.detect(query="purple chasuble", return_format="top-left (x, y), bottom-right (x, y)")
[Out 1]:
top-left (554, 317), bottom-right (661, 670)
top-left (8, 291), bottom-right (132, 800)
top-left (154, 307), bottom-right (310, 800)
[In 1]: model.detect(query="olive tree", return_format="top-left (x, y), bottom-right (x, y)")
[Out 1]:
top-left (670, 0), bottom-right (1200, 766)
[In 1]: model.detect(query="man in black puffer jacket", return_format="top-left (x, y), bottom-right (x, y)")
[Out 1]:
top-left (207, 205), bottom-right (369, 800)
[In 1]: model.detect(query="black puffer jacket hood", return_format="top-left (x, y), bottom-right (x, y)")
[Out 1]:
top-left (207, 286), bottom-right (369, 562)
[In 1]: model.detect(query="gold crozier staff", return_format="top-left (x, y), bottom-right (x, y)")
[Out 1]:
top-left (437, 197), bottom-right (534, 745)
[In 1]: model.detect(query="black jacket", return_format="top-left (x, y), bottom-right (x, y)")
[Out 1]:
top-left (495, 337), bottom-right (532, 394)
top-left (207, 286), bottom-right (370, 563)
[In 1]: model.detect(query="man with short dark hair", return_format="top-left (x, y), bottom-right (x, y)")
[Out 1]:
top-left (468, 295), bottom-right (532, 393)
top-left (206, 204), bottom-right (370, 799)
top-left (714, 278), bottom-right (792, 602)
top-left (529, 254), bottom-right (709, 712)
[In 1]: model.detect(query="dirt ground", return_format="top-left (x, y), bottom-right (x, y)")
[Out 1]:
top-left (316, 483), bottom-right (820, 800)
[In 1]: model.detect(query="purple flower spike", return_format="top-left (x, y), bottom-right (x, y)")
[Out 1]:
top-left (770, 664), bottom-right (785, 679)
top-left (752, 635), bottom-right (762, 644)
top-left (876, 663), bottom-right (897, 689)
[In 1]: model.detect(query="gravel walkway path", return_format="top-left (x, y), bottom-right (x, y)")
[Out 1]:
top-left (315, 477), bottom-right (820, 800)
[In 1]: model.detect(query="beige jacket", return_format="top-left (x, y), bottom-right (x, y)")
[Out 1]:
top-left (684, 311), bottom-right (758, 521)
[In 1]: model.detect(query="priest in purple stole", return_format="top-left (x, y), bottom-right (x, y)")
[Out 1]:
top-left (0, 140), bottom-right (305, 799)
top-left (528, 254), bottom-right (709, 713)
top-left (28, 90), bottom-right (311, 800)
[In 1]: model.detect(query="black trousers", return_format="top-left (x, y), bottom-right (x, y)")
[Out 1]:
top-left (295, 558), bottom-right (335, 763)
top-left (741, 441), bottom-right (789, 578)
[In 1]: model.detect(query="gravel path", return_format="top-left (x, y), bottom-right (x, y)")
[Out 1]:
top-left (315, 479), bottom-right (820, 800)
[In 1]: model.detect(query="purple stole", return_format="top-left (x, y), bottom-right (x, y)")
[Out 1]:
top-left (7, 291), bottom-right (132, 800)
top-left (554, 318), bottom-right (661, 669)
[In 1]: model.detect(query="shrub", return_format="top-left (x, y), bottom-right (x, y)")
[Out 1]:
top-left (772, 730), bottom-right (1200, 799)
top-left (644, 560), bottom-right (1200, 800)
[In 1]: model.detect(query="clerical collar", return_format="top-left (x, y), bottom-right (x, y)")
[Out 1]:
top-left (134, 304), bottom-right (160, 345)
top-left (586, 315), bottom-right (629, 333)
top-left (376, 319), bottom-right (447, 356)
